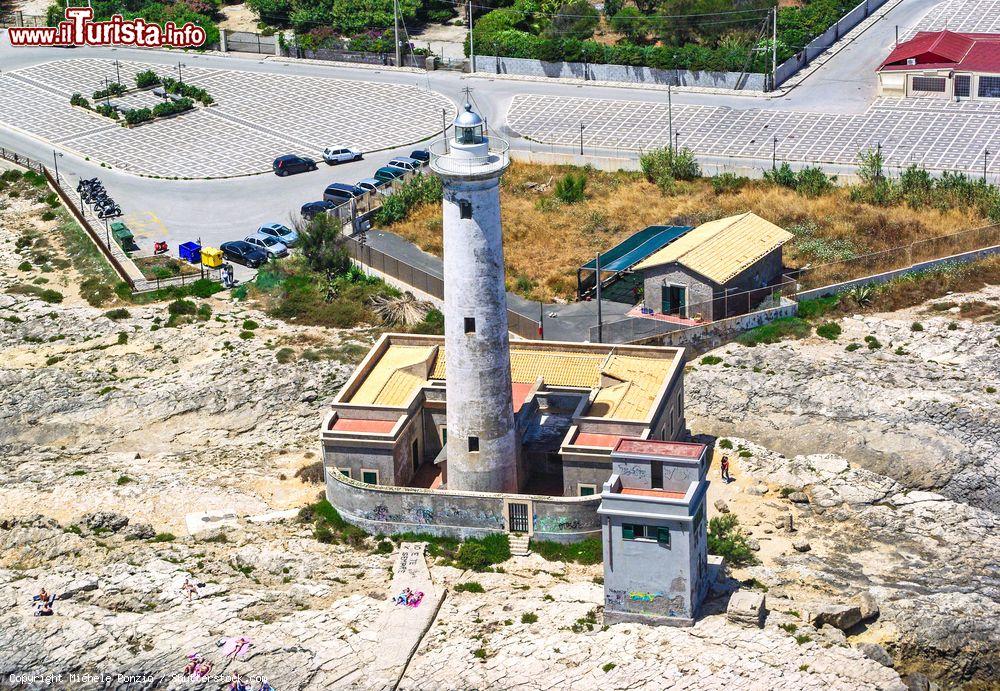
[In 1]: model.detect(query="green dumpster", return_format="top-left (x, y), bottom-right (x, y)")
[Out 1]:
top-left (110, 222), bottom-right (134, 252)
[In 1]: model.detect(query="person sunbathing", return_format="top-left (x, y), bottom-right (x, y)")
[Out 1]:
top-left (193, 660), bottom-right (213, 678)
top-left (183, 655), bottom-right (201, 676)
top-left (182, 579), bottom-right (199, 601)
top-left (34, 588), bottom-right (49, 603)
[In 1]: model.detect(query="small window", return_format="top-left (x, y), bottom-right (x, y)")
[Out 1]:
top-left (468, 436), bottom-right (479, 452)
top-left (651, 461), bottom-right (663, 489)
top-left (361, 469), bottom-right (379, 485)
top-left (979, 76), bottom-right (1000, 98)
top-left (338, 468), bottom-right (351, 478)
top-left (464, 317), bottom-right (476, 334)
top-left (657, 527), bottom-right (671, 545)
top-left (578, 484), bottom-right (597, 496)
top-left (439, 426), bottom-right (447, 445)
top-left (459, 199), bottom-right (472, 219)
top-left (622, 524), bottom-right (635, 540)
top-left (911, 76), bottom-right (946, 93)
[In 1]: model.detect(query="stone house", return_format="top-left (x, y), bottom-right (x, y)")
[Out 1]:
top-left (599, 439), bottom-right (710, 627)
top-left (633, 212), bottom-right (793, 322)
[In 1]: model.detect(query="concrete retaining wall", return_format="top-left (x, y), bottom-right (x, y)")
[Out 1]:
top-left (325, 468), bottom-right (602, 543)
top-left (475, 55), bottom-right (765, 90)
top-left (638, 299), bottom-right (798, 353)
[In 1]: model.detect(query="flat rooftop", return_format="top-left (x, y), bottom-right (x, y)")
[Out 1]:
top-left (338, 334), bottom-right (683, 423)
top-left (614, 439), bottom-right (706, 460)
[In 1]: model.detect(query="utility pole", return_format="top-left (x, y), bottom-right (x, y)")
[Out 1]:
top-left (52, 150), bottom-right (62, 184)
top-left (772, 135), bottom-right (778, 170)
top-left (771, 5), bottom-right (778, 92)
top-left (393, 0), bottom-right (402, 67)
top-left (579, 123), bottom-right (585, 156)
top-left (468, 1), bottom-right (476, 73)
top-left (668, 85), bottom-right (673, 155)
top-left (595, 252), bottom-right (603, 344)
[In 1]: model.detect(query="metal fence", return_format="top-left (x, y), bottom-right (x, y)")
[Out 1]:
top-left (774, 0), bottom-right (893, 87)
top-left (224, 30), bottom-right (277, 55)
top-left (343, 236), bottom-right (541, 340)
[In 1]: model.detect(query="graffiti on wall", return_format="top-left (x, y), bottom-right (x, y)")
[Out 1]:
top-left (618, 463), bottom-right (648, 479)
top-left (629, 591), bottom-right (662, 602)
top-left (533, 515), bottom-right (583, 533)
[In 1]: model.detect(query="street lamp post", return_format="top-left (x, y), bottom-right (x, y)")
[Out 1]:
top-left (113, 59), bottom-right (121, 85)
top-left (985, 148), bottom-right (991, 183)
top-left (579, 123), bottom-right (585, 156)
top-left (52, 150), bottom-right (63, 184)
top-left (103, 77), bottom-right (111, 107)
top-left (667, 84), bottom-right (673, 156)
top-left (177, 62), bottom-right (186, 85)
top-left (674, 130), bottom-right (680, 154)
top-left (772, 135), bottom-right (778, 170)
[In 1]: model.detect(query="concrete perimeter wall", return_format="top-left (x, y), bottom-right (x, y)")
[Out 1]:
top-left (636, 299), bottom-right (798, 353)
top-left (326, 468), bottom-right (602, 543)
top-left (474, 55), bottom-right (765, 90)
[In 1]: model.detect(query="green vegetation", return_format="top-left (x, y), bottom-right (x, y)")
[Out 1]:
top-left (92, 82), bottom-right (125, 100)
top-left (520, 612), bottom-right (538, 624)
top-left (700, 355), bottom-right (723, 365)
top-left (457, 533), bottom-right (511, 571)
top-left (554, 172), bottom-right (587, 204)
top-left (124, 108), bottom-right (154, 126)
top-left (116, 475), bottom-right (133, 485)
top-left (764, 163), bottom-right (836, 197)
top-left (454, 581), bottom-right (485, 593)
top-left (736, 317), bottom-right (811, 346)
top-left (161, 77), bottom-right (214, 105)
top-left (373, 174), bottom-right (443, 225)
top-left (864, 335), bottom-right (882, 350)
top-left (845, 342), bottom-right (861, 352)
top-left (8, 284), bottom-right (64, 303)
top-left (70, 93), bottom-right (90, 109)
top-left (152, 97), bottom-right (195, 118)
top-left (299, 499), bottom-right (367, 547)
top-left (134, 70), bottom-right (161, 88)
top-left (47, 0), bottom-right (220, 48)
top-left (602, 663), bottom-right (617, 673)
top-left (640, 146), bottom-right (701, 191)
top-left (151, 532), bottom-right (176, 542)
top-left (815, 322), bottom-right (841, 340)
top-left (105, 308), bottom-right (130, 320)
top-left (707, 514), bottom-right (757, 566)
top-left (719, 439), bottom-right (733, 449)
top-left (529, 538), bottom-right (602, 565)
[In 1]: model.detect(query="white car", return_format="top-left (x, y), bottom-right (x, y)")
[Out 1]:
top-left (323, 147), bottom-right (363, 165)
top-left (243, 233), bottom-right (289, 259)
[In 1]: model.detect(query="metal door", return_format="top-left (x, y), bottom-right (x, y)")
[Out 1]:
top-left (508, 502), bottom-right (529, 533)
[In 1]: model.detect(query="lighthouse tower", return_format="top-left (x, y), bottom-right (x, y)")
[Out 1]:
top-left (430, 100), bottom-right (518, 494)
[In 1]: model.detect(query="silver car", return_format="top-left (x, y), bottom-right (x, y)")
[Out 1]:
top-left (257, 222), bottom-right (298, 246)
top-left (243, 233), bottom-right (289, 259)
top-left (323, 147), bottom-right (363, 165)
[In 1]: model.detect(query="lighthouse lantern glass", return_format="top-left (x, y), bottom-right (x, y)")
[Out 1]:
top-left (457, 124), bottom-right (483, 145)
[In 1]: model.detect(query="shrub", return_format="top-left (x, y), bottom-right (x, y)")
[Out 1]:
top-left (520, 612), bottom-right (538, 624)
top-left (711, 172), bottom-right (747, 194)
top-left (864, 335), bottom-right (882, 350)
top-left (736, 317), bottom-right (811, 346)
top-left (151, 532), bottom-right (176, 542)
top-left (815, 322), bottom-right (841, 340)
top-left (457, 542), bottom-right (489, 571)
top-left (242, 319), bottom-right (259, 330)
top-left (117, 332), bottom-right (128, 345)
top-left (796, 295), bottom-right (840, 320)
top-left (92, 82), bottom-right (125, 100)
top-left (70, 93), bottom-right (90, 109)
top-left (700, 355), bottom-right (722, 365)
top-left (124, 108), bottom-right (154, 126)
top-left (95, 104), bottom-right (119, 120)
top-left (275, 347), bottom-right (295, 363)
top-left (910, 322), bottom-right (923, 332)
top-left (375, 540), bottom-right (393, 554)
top-left (454, 581), bottom-right (485, 593)
top-left (554, 172), bottom-right (587, 204)
top-left (845, 342), bottom-right (861, 352)
top-left (239, 330), bottom-right (255, 339)
top-left (40, 210), bottom-right (56, 221)
top-left (707, 514), bottom-right (757, 566)
top-left (134, 70), bottom-right (161, 88)
top-left (373, 173), bottom-right (443, 225)
top-left (116, 475), bottom-right (133, 485)
top-left (602, 663), bottom-right (616, 673)
top-left (18, 261), bottom-right (33, 272)
top-left (719, 439), bottom-right (733, 449)
top-left (294, 461), bottom-right (324, 484)
top-left (167, 299), bottom-right (197, 315)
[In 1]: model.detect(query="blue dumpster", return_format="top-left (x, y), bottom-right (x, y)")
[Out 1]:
top-left (179, 241), bottom-right (201, 264)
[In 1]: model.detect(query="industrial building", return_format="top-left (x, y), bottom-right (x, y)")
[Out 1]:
top-left (877, 30), bottom-right (1000, 100)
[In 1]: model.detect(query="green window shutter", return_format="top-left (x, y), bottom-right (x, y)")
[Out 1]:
top-left (622, 524), bottom-right (635, 540)
top-left (657, 527), bottom-right (671, 545)
top-left (580, 486), bottom-right (595, 496)
top-left (363, 471), bottom-right (378, 485)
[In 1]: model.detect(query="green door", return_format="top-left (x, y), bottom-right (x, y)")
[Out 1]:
top-left (661, 285), bottom-right (685, 316)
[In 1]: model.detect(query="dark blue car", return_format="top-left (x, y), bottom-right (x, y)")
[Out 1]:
top-left (301, 200), bottom-right (336, 219)
top-left (220, 240), bottom-right (268, 268)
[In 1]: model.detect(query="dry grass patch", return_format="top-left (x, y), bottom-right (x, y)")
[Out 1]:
top-left (381, 163), bottom-right (989, 302)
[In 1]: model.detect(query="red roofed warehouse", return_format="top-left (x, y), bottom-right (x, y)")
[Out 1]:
top-left (877, 30), bottom-right (1000, 100)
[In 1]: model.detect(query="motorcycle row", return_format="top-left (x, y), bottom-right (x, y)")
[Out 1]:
top-left (76, 178), bottom-right (122, 219)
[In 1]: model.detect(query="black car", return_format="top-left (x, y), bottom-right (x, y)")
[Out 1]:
top-left (323, 182), bottom-right (365, 204)
top-left (301, 200), bottom-right (336, 219)
top-left (220, 240), bottom-right (268, 268)
top-left (272, 154), bottom-right (317, 177)
top-left (409, 149), bottom-right (430, 164)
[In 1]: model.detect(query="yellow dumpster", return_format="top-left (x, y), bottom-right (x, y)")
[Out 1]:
top-left (201, 246), bottom-right (223, 268)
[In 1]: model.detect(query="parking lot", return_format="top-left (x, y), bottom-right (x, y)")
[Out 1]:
top-left (508, 95), bottom-right (1000, 176)
top-left (903, 0), bottom-right (1000, 38)
top-left (0, 58), bottom-right (454, 178)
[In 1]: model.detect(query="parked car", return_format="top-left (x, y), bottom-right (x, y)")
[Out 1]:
top-left (409, 149), bottom-right (430, 165)
top-left (323, 182), bottom-right (365, 204)
top-left (300, 200), bottom-right (336, 219)
top-left (357, 177), bottom-right (391, 194)
top-left (323, 147), bottom-right (363, 165)
top-left (272, 154), bottom-right (317, 176)
top-left (243, 233), bottom-right (289, 259)
top-left (257, 222), bottom-right (298, 246)
top-left (220, 240), bottom-right (268, 268)
top-left (373, 166), bottom-right (407, 183)
top-left (387, 157), bottom-right (421, 173)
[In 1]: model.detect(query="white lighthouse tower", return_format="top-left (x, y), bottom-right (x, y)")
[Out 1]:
top-left (430, 99), bottom-right (519, 494)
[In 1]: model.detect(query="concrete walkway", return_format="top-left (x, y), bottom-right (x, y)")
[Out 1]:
top-left (365, 229), bottom-right (632, 342)
top-left (365, 543), bottom-right (445, 690)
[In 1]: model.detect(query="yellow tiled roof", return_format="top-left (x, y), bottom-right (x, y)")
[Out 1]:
top-left (429, 346), bottom-right (672, 421)
top-left (348, 345), bottom-right (437, 406)
top-left (633, 212), bottom-right (793, 284)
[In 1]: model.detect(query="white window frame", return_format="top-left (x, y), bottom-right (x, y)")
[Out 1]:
top-left (337, 467), bottom-right (352, 479)
top-left (577, 483), bottom-right (598, 497)
top-left (360, 468), bottom-right (380, 485)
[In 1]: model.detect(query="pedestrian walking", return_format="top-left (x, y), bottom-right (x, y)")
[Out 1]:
top-left (720, 455), bottom-right (731, 483)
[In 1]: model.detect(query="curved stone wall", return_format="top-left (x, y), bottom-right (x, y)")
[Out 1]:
top-left (325, 470), bottom-right (601, 543)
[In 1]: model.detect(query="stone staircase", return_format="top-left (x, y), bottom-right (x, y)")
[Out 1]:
top-left (509, 533), bottom-right (531, 557)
